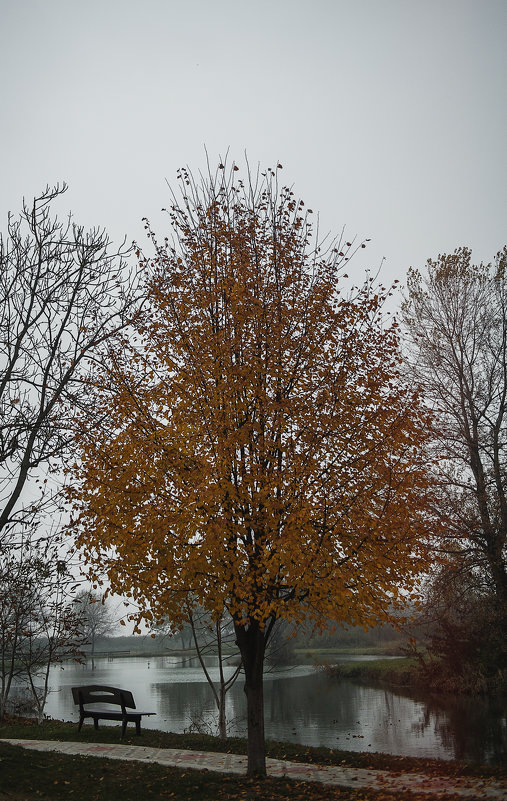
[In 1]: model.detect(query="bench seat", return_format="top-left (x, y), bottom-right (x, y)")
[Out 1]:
top-left (71, 685), bottom-right (155, 737)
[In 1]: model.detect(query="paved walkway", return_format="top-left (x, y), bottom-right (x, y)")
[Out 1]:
top-left (2, 739), bottom-right (507, 799)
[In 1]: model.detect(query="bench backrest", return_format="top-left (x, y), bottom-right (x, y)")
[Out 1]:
top-left (71, 685), bottom-right (136, 710)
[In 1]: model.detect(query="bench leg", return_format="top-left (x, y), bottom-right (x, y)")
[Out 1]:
top-left (135, 719), bottom-right (141, 735)
top-left (93, 718), bottom-right (99, 730)
top-left (121, 719), bottom-right (127, 738)
top-left (78, 716), bottom-right (84, 733)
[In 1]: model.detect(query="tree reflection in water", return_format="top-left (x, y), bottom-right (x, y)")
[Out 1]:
top-left (409, 690), bottom-right (507, 764)
top-left (42, 657), bottom-right (507, 764)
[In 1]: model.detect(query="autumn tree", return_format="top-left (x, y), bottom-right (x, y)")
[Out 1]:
top-left (70, 161), bottom-right (434, 776)
top-left (403, 247), bottom-right (507, 676)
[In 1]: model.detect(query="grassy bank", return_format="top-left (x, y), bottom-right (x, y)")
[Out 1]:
top-left (323, 656), bottom-right (507, 695)
top-left (296, 643), bottom-right (405, 660)
top-left (1, 716), bottom-right (505, 777)
top-left (321, 656), bottom-right (419, 687)
top-left (1, 717), bottom-right (505, 801)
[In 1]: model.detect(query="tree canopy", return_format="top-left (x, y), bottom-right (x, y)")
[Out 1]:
top-left (403, 246), bottom-right (507, 680)
top-left (70, 161), bottom-right (434, 774)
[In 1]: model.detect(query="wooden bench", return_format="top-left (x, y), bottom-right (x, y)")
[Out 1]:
top-left (71, 685), bottom-right (155, 737)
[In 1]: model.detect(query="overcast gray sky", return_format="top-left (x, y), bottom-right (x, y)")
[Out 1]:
top-left (1, 0), bottom-right (506, 296)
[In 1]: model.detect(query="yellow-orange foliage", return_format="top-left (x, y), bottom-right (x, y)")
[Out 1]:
top-left (71, 164), bottom-right (432, 634)
top-left (69, 162), bottom-right (434, 774)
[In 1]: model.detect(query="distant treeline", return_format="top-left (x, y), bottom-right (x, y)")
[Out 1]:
top-left (86, 621), bottom-right (405, 659)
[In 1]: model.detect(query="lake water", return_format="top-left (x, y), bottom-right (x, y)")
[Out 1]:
top-left (41, 655), bottom-right (507, 765)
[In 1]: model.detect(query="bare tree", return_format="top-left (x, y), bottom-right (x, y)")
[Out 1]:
top-left (403, 246), bottom-right (507, 671)
top-left (0, 527), bottom-right (84, 721)
top-left (19, 557), bottom-right (85, 724)
top-left (73, 589), bottom-right (116, 660)
top-left (187, 607), bottom-right (242, 740)
top-left (0, 184), bottom-right (140, 716)
top-left (156, 602), bottom-right (242, 740)
top-left (0, 183), bottom-right (139, 554)
top-left (0, 547), bottom-right (38, 717)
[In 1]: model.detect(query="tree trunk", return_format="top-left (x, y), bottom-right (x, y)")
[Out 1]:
top-left (216, 618), bottom-right (226, 740)
top-left (235, 622), bottom-right (266, 777)
top-left (218, 683), bottom-right (227, 740)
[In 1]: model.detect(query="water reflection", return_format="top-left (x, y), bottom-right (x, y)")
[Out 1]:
top-left (409, 691), bottom-right (507, 765)
top-left (41, 656), bottom-right (507, 764)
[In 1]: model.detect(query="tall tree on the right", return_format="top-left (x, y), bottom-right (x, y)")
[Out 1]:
top-left (403, 246), bottom-right (507, 675)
